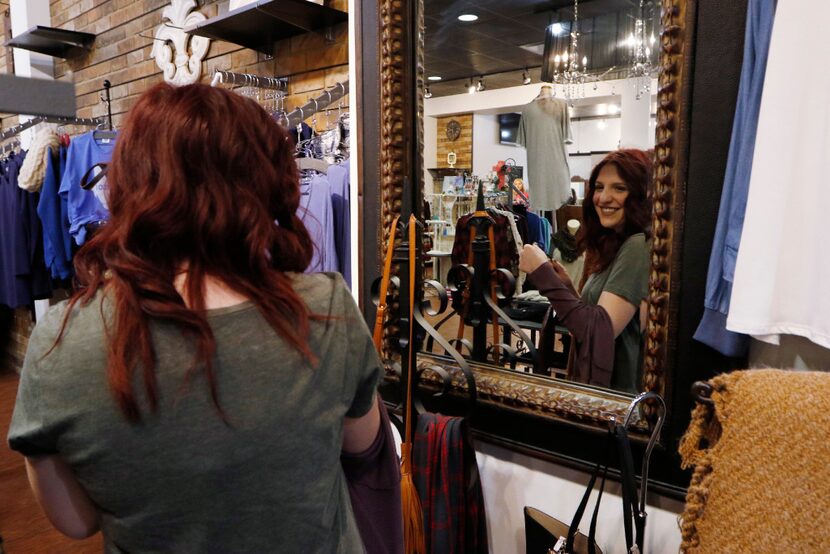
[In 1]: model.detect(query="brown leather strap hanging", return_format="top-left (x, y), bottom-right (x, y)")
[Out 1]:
top-left (400, 214), bottom-right (426, 554)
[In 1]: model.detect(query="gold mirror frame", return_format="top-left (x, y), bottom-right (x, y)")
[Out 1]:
top-left (372, 0), bottom-right (692, 439)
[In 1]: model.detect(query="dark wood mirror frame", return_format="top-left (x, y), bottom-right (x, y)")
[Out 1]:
top-left (356, 0), bottom-right (749, 496)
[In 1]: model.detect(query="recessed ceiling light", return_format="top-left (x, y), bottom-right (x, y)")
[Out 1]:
top-left (550, 22), bottom-right (564, 35)
top-left (458, 14), bottom-right (478, 22)
top-left (428, 76), bottom-right (442, 81)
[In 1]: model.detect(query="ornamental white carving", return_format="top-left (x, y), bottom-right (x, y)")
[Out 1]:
top-left (151, 0), bottom-right (211, 86)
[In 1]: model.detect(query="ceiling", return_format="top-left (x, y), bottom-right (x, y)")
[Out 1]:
top-left (424, 0), bottom-right (660, 97)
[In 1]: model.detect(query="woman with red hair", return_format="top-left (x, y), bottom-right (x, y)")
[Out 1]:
top-left (520, 149), bottom-right (652, 393)
top-left (7, 83), bottom-right (387, 551)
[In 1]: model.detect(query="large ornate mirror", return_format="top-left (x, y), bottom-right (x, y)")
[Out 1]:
top-left (359, 0), bottom-right (694, 493)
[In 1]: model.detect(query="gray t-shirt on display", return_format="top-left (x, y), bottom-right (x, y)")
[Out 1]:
top-left (8, 272), bottom-right (379, 553)
top-left (517, 98), bottom-right (573, 211)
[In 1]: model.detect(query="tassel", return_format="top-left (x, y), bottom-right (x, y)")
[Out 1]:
top-left (400, 442), bottom-right (426, 554)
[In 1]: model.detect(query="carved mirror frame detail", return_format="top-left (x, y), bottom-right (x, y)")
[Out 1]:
top-left (375, 0), bottom-right (690, 438)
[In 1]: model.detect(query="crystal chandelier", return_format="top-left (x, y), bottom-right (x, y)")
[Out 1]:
top-left (543, 0), bottom-right (609, 102)
top-left (626, 0), bottom-right (657, 100)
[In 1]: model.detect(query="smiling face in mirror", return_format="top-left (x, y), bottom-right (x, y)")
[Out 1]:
top-left (419, 0), bottom-right (661, 396)
top-left (593, 165), bottom-right (629, 233)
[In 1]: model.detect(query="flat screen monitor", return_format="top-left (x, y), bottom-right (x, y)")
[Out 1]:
top-left (498, 113), bottom-right (521, 146)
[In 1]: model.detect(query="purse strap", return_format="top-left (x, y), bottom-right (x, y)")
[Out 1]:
top-left (565, 433), bottom-right (613, 554)
top-left (372, 215), bottom-right (400, 352)
top-left (615, 424), bottom-right (645, 554)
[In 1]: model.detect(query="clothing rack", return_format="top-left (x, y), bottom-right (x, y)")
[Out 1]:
top-left (210, 69), bottom-right (288, 91)
top-left (285, 81), bottom-right (348, 128)
top-left (0, 115), bottom-right (106, 142)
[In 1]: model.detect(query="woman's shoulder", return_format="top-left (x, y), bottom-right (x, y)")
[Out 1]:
top-left (26, 290), bottom-right (111, 369)
top-left (616, 232), bottom-right (649, 257)
top-left (621, 232), bottom-right (647, 248)
top-left (289, 272), bottom-right (353, 315)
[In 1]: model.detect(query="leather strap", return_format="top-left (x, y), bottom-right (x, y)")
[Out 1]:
top-left (404, 214), bottom-right (417, 444)
top-left (373, 215), bottom-right (400, 352)
top-left (616, 424), bottom-right (644, 553)
top-left (80, 162), bottom-right (108, 191)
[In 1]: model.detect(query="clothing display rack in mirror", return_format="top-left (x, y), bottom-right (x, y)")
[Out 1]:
top-left (377, 213), bottom-right (478, 439)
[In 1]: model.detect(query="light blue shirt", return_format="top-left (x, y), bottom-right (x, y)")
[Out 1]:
top-left (694, 0), bottom-right (777, 356)
top-left (58, 132), bottom-right (116, 246)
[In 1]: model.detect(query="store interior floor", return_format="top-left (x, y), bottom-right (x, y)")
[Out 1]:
top-left (0, 370), bottom-right (102, 553)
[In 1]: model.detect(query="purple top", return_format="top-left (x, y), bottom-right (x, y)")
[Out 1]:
top-left (299, 174), bottom-right (338, 273)
top-left (327, 160), bottom-right (351, 287)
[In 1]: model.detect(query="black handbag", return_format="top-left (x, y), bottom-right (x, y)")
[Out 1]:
top-left (524, 424), bottom-right (646, 554)
top-left (524, 461), bottom-right (607, 554)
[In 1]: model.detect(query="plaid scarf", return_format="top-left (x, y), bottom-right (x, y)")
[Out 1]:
top-left (412, 414), bottom-right (488, 554)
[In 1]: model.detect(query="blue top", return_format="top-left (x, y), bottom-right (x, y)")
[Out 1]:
top-left (327, 160), bottom-right (351, 287)
top-left (694, 0), bottom-right (777, 356)
top-left (59, 132), bottom-right (116, 246)
top-left (299, 174), bottom-right (338, 273)
top-left (525, 210), bottom-right (545, 249)
top-left (37, 145), bottom-right (74, 280)
top-left (0, 151), bottom-right (52, 308)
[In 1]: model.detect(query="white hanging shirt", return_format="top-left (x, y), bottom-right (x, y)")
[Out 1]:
top-left (727, 0), bottom-right (830, 349)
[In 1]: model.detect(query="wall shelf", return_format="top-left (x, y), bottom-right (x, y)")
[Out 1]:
top-left (4, 26), bottom-right (95, 59)
top-left (427, 167), bottom-right (470, 180)
top-left (185, 0), bottom-right (347, 55)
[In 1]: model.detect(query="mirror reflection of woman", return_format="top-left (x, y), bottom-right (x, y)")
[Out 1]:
top-left (519, 149), bottom-right (652, 393)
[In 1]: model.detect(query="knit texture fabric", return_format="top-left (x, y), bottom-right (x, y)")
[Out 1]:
top-left (678, 369), bottom-right (830, 553)
top-left (18, 127), bottom-right (60, 192)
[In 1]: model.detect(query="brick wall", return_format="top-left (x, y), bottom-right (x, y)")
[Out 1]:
top-left (436, 114), bottom-right (473, 170)
top-left (0, 7), bottom-right (19, 131)
top-left (1, 0), bottom-right (350, 372)
top-left (49, 0), bottom-right (349, 131)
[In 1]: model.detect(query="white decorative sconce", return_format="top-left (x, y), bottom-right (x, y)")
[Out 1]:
top-left (152, 0), bottom-right (211, 86)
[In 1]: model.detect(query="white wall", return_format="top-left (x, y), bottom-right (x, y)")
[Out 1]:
top-left (749, 336), bottom-right (830, 370)
top-left (472, 113), bottom-right (527, 180)
top-left (476, 441), bottom-right (683, 554)
top-left (569, 117), bottom-right (622, 154)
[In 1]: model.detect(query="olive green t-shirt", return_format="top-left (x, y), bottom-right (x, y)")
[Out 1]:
top-left (8, 273), bottom-right (380, 554)
top-left (581, 233), bottom-right (649, 393)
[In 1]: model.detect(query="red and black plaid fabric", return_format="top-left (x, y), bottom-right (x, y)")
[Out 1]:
top-left (411, 414), bottom-right (488, 554)
top-left (450, 212), bottom-right (516, 271)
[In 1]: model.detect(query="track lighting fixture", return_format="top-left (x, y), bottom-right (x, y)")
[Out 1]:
top-left (522, 69), bottom-right (532, 85)
top-left (425, 86), bottom-right (433, 99)
top-left (476, 77), bottom-right (485, 92)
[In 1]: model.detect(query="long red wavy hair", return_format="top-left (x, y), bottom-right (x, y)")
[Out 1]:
top-left (577, 148), bottom-right (653, 289)
top-left (60, 83), bottom-right (315, 423)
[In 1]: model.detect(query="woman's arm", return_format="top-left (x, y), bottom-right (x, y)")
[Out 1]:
top-left (597, 291), bottom-right (638, 338)
top-left (521, 244), bottom-right (637, 338)
top-left (24, 455), bottom-right (100, 539)
top-left (342, 394), bottom-right (381, 454)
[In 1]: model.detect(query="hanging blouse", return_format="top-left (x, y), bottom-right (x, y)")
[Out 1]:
top-left (727, 0), bottom-right (830, 349)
